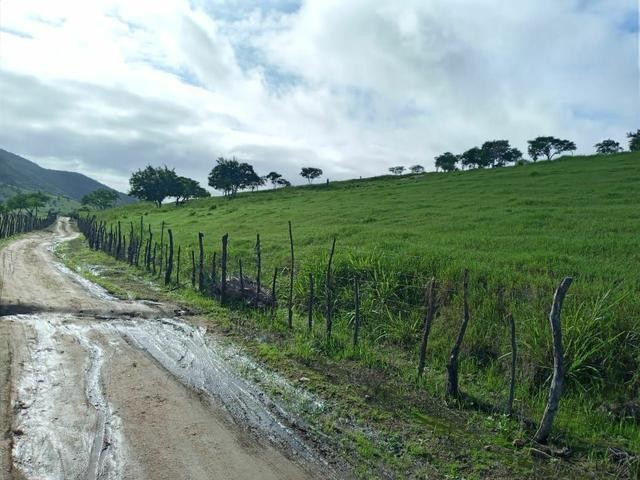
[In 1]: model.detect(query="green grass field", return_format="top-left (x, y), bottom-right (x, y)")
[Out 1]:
top-left (91, 152), bottom-right (640, 473)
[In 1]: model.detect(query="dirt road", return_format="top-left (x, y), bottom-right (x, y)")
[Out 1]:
top-left (0, 219), bottom-right (335, 480)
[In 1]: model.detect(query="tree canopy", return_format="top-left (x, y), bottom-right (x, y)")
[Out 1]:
top-left (460, 147), bottom-right (483, 169)
top-left (627, 130), bottom-right (640, 152)
top-left (129, 165), bottom-right (180, 207)
top-left (527, 136), bottom-right (576, 161)
top-left (409, 165), bottom-right (425, 174)
top-left (389, 166), bottom-right (405, 175)
top-left (300, 167), bottom-right (323, 183)
top-left (434, 152), bottom-right (458, 172)
top-left (6, 191), bottom-right (50, 216)
top-left (594, 139), bottom-right (622, 155)
top-left (81, 189), bottom-right (119, 210)
top-left (208, 157), bottom-right (261, 197)
top-left (265, 172), bottom-right (282, 189)
top-left (174, 177), bottom-right (210, 205)
top-left (481, 140), bottom-right (522, 168)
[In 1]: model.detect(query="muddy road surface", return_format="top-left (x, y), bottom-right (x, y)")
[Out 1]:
top-left (0, 218), bottom-right (337, 480)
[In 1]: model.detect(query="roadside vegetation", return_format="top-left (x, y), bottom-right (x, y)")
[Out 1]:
top-left (77, 150), bottom-right (640, 478)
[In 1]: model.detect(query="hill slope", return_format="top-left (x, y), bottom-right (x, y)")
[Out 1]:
top-left (0, 148), bottom-right (132, 205)
top-left (93, 152), bottom-right (640, 472)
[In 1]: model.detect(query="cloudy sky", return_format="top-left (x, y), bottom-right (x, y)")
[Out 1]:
top-left (0, 0), bottom-right (638, 193)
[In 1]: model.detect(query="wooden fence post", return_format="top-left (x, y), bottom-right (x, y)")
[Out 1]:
top-left (353, 276), bottom-right (361, 347)
top-left (159, 221), bottom-right (165, 275)
top-left (534, 277), bottom-right (572, 444)
top-left (176, 245), bottom-right (181, 287)
top-left (191, 250), bottom-right (196, 289)
top-left (507, 312), bottom-right (517, 415)
top-left (325, 236), bottom-right (337, 338)
top-left (271, 266), bottom-right (278, 316)
top-left (164, 229), bottom-right (174, 285)
top-left (308, 272), bottom-right (314, 331)
top-left (288, 221), bottom-right (294, 329)
top-left (255, 233), bottom-right (261, 304)
top-left (221, 234), bottom-right (228, 300)
top-left (239, 259), bottom-right (245, 293)
top-left (446, 269), bottom-right (470, 398)
top-left (198, 232), bottom-right (205, 293)
top-left (418, 277), bottom-right (437, 377)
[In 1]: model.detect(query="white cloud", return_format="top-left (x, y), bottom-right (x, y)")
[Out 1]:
top-left (0, 0), bottom-right (637, 193)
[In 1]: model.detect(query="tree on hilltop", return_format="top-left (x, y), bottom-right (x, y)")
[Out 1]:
top-left (459, 147), bottom-right (483, 169)
top-left (409, 165), bottom-right (425, 174)
top-left (174, 177), bottom-right (209, 205)
top-left (129, 165), bottom-right (179, 207)
top-left (481, 140), bottom-right (522, 168)
top-left (208, 157), bottom-right (260, 198)
top-left (627, 130), bottom-right (640, 151)
top-left (265, 171), bottom-right (283, 189)
top-left (389, 166), bottom-right (405, 175)
top-left (434, 152), bottom-right (458, 172)
top-left (594, 139), bottom-right (622, 155)
top-left (527, 136), bottom-right (576, 161)
top-left (300, 167), bottom-right (323, 184)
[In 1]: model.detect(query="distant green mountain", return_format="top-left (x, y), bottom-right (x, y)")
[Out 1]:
top-left (0, 148), bottom-right (133, 209)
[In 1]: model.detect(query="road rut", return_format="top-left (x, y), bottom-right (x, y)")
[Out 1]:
top-left (0, 219), bottom-right (335, 480)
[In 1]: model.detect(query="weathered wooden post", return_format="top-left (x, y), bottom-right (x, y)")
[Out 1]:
top-left (164, 229), bottom-right (174, 285)
top-left (325, 236), bottom-right (337, 338)
top-left (534, 277), bottom-right (572, 444)
top-left (507, 312), bottom-right (517, 415)
top-left (191, 250), bottom-right (196, 289)
top-left (271, 266), bottom-right (278, 316)
top-left (418, 277), bottom-right (437, 377)
top-left (446, 269), bottom-right (470, 398)
top-left (176, 245), bottom-right (181, 287)
top-left (221, 234), bottom-right (228, 300)
top-left (210, 252), bottom-right (217, 297)
top-left (288, 221), bottom-right (295, 329)
top-left (159, 221), bottom-right (165, 275)
top-left (198, 232), bottom-right (205, 293)
top-left (255, 233), bottom-right (261, 305)
top-left (353, 276), bottom-right (361, 347)
top-left (308, 272), bottom-right (314, 331)
top-left (239, 259), bottom-right (245, 293)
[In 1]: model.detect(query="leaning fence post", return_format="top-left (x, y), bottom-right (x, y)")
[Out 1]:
top-left (446, 269), bottom-right (470, 398)
top-left (534, 277), bottom-right (572, 444)
top-left (164, 229), bottom-right (174, 285)
top-left (507, 312), bottom-right (517, 415)
top-left (288, 221), bottom-right (295, 329)
top-left (418, 277), bottom-right (437, 377)
top-left (325, 236), bottom-right (337, 338)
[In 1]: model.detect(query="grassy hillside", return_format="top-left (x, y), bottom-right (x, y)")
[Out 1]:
top-left (93, 152), bottom-right (639, 470)
top-left (0, 148), bottom-right (132, 206)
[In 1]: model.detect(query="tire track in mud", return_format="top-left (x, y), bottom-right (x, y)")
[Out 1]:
top-left (10, 316), bottom-right (126, 480)
top-left (1, 218), bottom-right (339, 480)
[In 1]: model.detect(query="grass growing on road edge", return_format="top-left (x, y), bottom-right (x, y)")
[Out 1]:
top-left (57, 235), bottom-right (637, 479)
